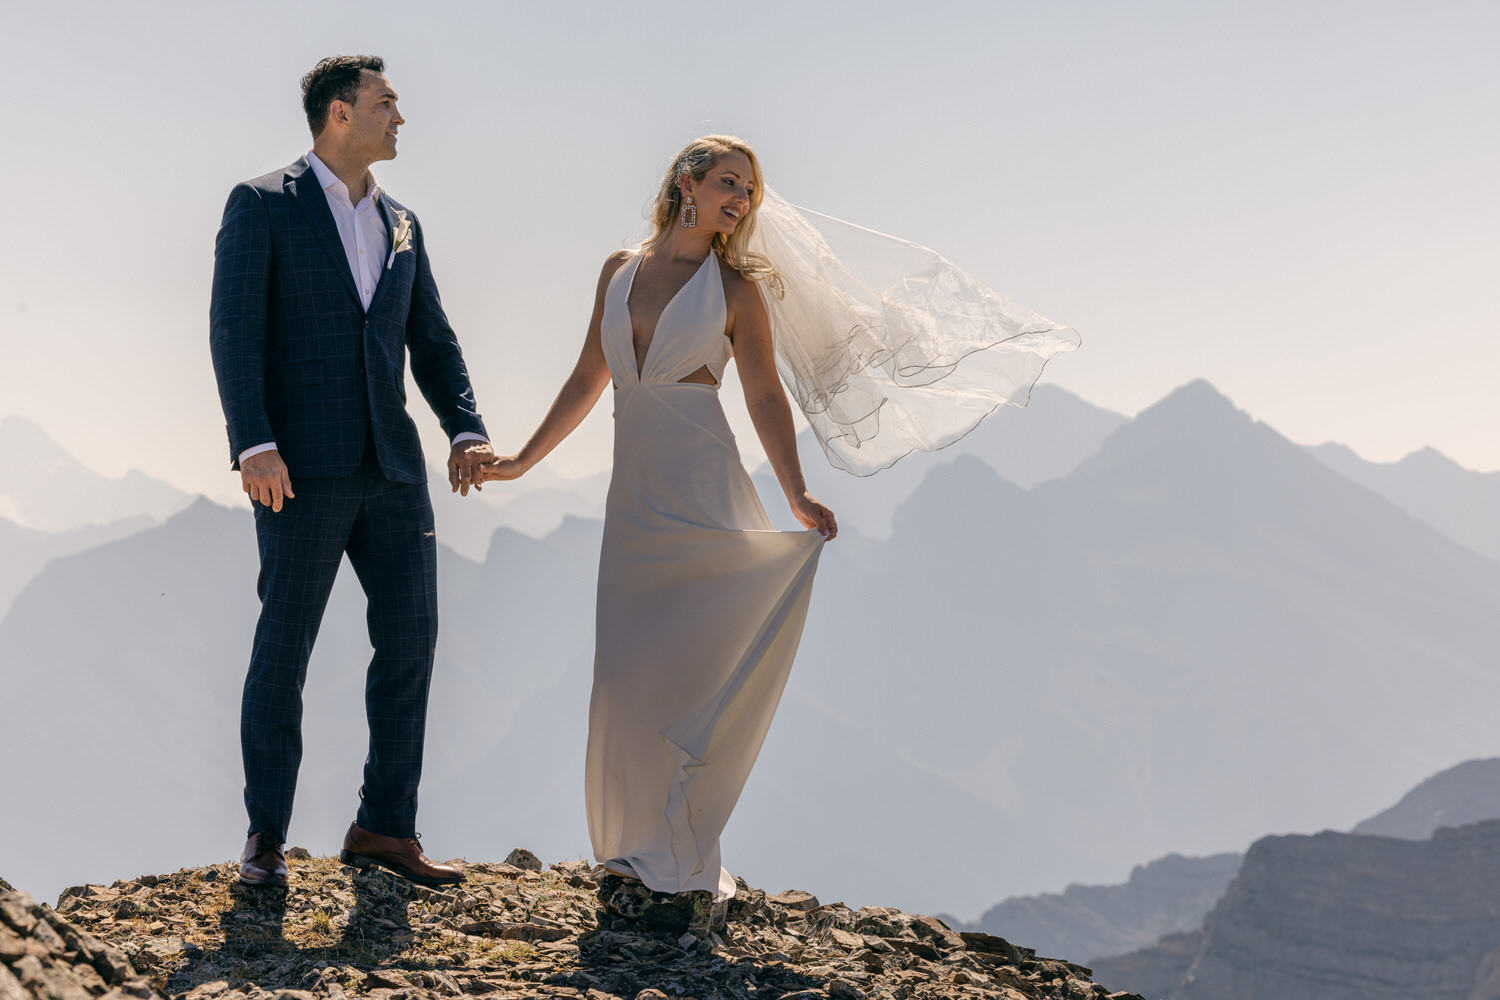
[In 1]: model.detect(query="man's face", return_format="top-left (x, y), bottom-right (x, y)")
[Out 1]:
top-left (338, 70), bottom-right (403, 162)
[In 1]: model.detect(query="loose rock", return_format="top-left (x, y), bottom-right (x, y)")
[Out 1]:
top-left (500, 850), bottom-right (542, 873)
top-left (768, 890), bottom-right (819, 912)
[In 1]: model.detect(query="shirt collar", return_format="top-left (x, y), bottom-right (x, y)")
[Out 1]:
top-left (305, 150), bottom-right (381, 207)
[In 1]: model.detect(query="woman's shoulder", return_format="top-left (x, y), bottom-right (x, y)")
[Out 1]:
top-left (717, 254), bottom-right (757, 293)
top-left (716, 256), bottom-right (765, 309)
top-left (602, 248), bottom-right (636, 273)
top-left (594, 249), bottom-right (637, 290)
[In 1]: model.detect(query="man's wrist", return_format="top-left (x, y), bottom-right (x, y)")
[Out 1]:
top-left (239, 442), bottom-right (279, 463)
top-left (451, 432), bottom-right (489, 448)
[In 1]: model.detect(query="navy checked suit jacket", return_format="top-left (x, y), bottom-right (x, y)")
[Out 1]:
top-left (210, 157), bottom-right (486, 485)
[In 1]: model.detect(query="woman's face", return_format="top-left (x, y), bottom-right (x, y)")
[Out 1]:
top-left (683, 151), bottom-right (755, 235)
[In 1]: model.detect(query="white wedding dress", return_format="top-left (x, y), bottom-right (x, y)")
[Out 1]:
top-left (584, 193), bottom-right (1079, 900)
top-left (585, 250), bottom-right (825, 900)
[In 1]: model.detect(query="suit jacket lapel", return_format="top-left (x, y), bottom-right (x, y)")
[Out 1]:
top-left (286, 158), bottom-right (362, 310)
top-left (365, 193), bottom-right (403, 319)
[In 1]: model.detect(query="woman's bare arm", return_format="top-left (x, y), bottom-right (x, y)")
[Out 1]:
top-left (481, 253), bottom-right (626, 481)
top-left (725, 265), bottom-right (837, 539)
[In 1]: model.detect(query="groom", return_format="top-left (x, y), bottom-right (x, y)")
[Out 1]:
top-left (210, 55), bottom-right (491, 888)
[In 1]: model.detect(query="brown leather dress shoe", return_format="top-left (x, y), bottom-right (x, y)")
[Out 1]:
top-left (239, 831), bottom-right (287, 887)
top-left (339, 822), bottom-right (464, 887)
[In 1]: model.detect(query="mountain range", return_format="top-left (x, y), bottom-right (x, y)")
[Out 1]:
top-left (3, 380), bottom-right (1499, 925)
top-left (951, 756), bottom-right (1500, 970)
top-left (1306, 441), bottom-right (1500, 564)
top-left (948, 852), bottom-right (1244, 966)
top-left (1091, 817), bottom-right (1500, 999)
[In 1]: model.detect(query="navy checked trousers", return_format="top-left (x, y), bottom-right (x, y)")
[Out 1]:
top-left (242, 448), bottom-right (438, 842)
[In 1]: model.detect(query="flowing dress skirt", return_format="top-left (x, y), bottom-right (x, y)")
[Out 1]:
top-left (585, 381), bottom-right (823, 899)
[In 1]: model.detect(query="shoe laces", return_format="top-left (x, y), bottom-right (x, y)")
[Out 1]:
top-left (253, 831), bottom-right (285, 854)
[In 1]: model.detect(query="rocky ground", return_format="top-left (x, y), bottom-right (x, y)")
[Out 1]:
top-left (3, 852), bottom-right (1143, 1000)
top-left (0, 883), bottom-right (163, 1000)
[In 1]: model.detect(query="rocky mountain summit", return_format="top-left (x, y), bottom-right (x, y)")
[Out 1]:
top-left (2, 854), bottom-right (1143, 1000)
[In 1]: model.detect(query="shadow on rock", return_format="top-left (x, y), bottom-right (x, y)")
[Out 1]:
top-left (170, 865), bottom-right (423, 995)
top-left (217, 882), bottom-right (289, 958)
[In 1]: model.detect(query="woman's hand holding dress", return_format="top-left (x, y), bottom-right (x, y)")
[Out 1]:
top-left (788, 491), bottom-right (837, 539)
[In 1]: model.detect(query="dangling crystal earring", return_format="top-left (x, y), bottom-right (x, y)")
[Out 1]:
top-left (680, 197), bottom-right (697, 228)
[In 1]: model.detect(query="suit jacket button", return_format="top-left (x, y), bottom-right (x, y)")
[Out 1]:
top-left (357, 365), bottom-right (366, 375)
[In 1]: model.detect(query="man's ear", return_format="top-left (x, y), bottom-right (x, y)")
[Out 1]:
top-left (328, 100), bottom-right (352, 130)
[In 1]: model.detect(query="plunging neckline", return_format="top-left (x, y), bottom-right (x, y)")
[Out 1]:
top-left (624, 251), bottom-right (716, 378)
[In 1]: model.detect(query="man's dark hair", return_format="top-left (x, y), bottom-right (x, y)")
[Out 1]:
top-left (301, 55), bottom-right (385, 138)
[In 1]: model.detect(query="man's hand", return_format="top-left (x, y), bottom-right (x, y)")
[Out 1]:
top-left (241, 450), bottom-right (295, 512)
top-left (449, 440), bottom-right (495, 496)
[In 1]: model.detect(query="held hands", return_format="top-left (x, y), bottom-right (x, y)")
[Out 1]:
top-left (449, 440), bottom-right (497, 496)
top-left (477, 454), bottom-right (531, 483)
top-left (790, 491), bottom-right (838, 540)
top-left (241, 450), bottom-right (295, 512)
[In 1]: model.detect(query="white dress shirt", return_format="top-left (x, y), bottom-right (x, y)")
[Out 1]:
top-left (240, 152), bottom-right (485, 463)
top-left (307, 150), bottom-right (388, 312)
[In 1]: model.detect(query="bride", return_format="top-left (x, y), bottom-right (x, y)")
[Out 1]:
top-left (481, 135), bottom-right (1076, 900)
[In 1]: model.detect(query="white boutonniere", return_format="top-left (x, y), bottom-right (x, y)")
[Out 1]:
top-left (386, 210), bottom-right (414, 269)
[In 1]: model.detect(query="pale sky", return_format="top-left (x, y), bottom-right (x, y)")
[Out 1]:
top-left (3, 1), bottom-right (1496, 500)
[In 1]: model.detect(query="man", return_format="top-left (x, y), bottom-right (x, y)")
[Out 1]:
top-left (210, 55), bottom-right (490, 888)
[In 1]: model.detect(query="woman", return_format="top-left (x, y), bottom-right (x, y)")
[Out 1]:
top-left (483, 135), bottom-right (1079, 900)
top-left (482, 136), bottom-right (834, 900)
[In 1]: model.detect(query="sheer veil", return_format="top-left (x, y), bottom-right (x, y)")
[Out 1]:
top-left (748, 188), bottom-right (1081, 476)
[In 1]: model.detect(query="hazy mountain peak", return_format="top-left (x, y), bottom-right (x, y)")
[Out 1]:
top-left (0, 416), bottom-right (192, 531)
top-left (1132, 378), bottom-right (1248, 430)
top-left (168, 495), bottom-right (237, 524)
top-left (1063, 378), bottom-right (1282, 491)
top-left (1306, 437), bottom-right (1500, 563)
top-left (889, 453), bottom-right (1026, 538)
top-left (1352, 757), bottom-right (1500, 840)
top-left (1306, 441), bottom-right (1362, 464)
top-left (1395, 445), bottom-right (1466, 474)
top-left (1315, 442), bottom-right (1472, 475)
top-left (921, 453), bottom-right (1010, 491)
top-left (0, 415), bottom-right (83, 472)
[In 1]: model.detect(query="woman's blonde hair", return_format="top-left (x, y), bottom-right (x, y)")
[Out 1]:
top-left (645, 135), bottom-right (782, 293)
